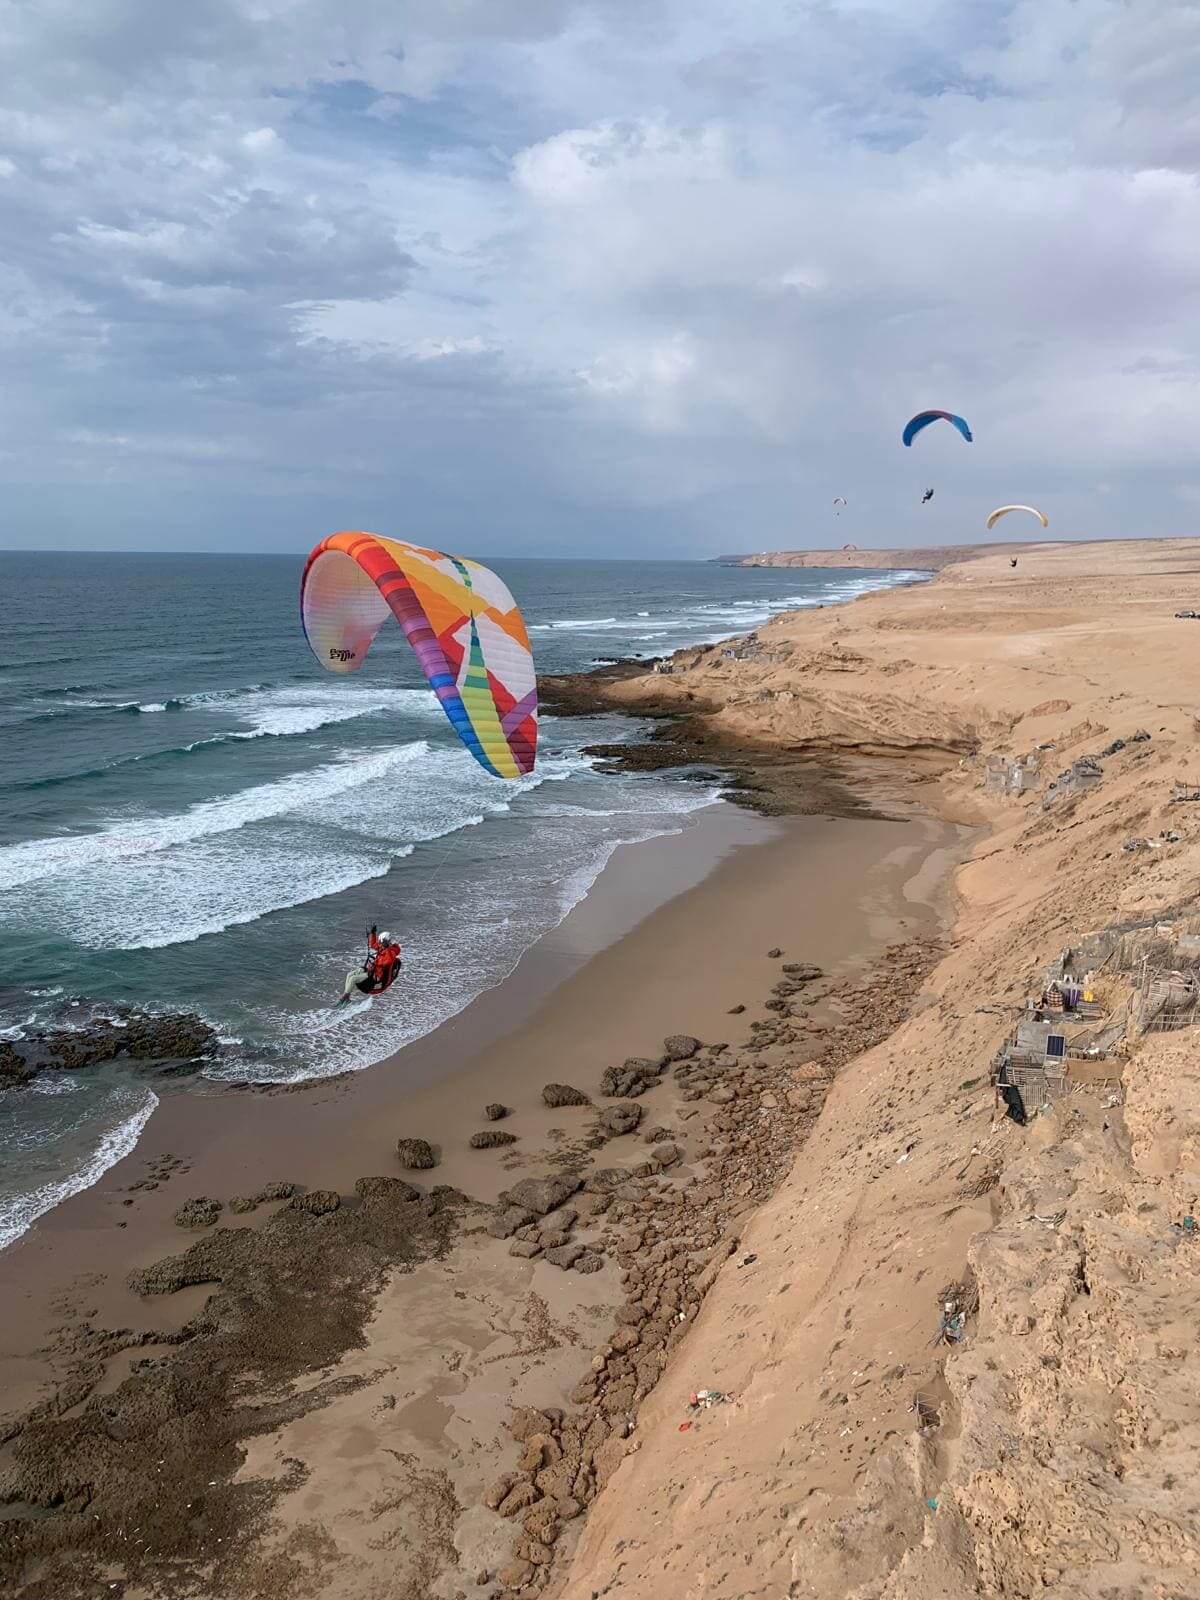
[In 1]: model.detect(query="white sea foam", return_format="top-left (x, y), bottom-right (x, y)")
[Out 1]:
top-left (529, 616), bottom-right (618, 630)
top-left (210, 777), bottom-right (724, 1086)
top-left (5, 743), bottom-right (589, 951)
top-left (0, 740), bottom-right (435, 894)
top-left (0, 1088), bottom-right (158, 1253)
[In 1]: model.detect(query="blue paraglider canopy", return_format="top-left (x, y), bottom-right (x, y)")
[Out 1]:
top-left (903, 410), bottom-right (972, 447)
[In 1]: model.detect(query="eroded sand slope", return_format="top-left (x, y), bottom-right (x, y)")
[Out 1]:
top-left (557, 540), bottom-right (1200, 1599)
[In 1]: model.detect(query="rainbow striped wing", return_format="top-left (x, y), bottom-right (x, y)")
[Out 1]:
top-left (300, 531), bottom-right (537, 779)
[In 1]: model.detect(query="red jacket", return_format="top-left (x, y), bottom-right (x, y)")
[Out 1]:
top-left (367, 934), bottom-right (402, 990)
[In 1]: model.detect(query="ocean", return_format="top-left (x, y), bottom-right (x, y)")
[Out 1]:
top-left (0, 551), bottom-right (924, 1248)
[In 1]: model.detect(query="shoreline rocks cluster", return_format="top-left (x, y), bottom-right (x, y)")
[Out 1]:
top-left (0, 1173), bottom-right (471, 1598)
top-left (476, 944), bottom-right (943, 1596)
top-left (0, 1004), bottom-right (218, 1089)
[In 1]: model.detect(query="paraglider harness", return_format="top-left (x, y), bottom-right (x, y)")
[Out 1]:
top-left (350, 926), bottom-right (402, 998)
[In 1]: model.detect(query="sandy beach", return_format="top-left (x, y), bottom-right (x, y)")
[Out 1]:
top-left (0, 732), bottom-right (960, 1597)
top-left (5, 537), bottom-right (1200, 1600)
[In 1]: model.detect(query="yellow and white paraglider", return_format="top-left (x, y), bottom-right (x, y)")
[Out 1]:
top-left (986, 505), bottom-right (1048, 532)
top-left (300, 531), bottom-right (537, 779)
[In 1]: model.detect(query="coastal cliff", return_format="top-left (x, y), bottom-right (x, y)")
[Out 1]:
top-left (4, 539), bottom-right (1200, 1600)
top-left (549, 538), bottom-right (1200, 1599)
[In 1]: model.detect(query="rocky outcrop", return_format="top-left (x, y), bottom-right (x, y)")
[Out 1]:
top-left (470, 1130), bottom-right (519, 1149)
top-left (598, 1057), bottom-right (666, 1098)
top-left (290, 1189), bottom-right (340, 1216)
top-left (485, 1102), bottom-right (510, 1121)
top-left (255, 1181), bottom-right (295, 1202)
top-left (0, 1004), bottom-right (219, 1087)
top-left (542, 1083), bottom-right (590, 1107)
top-left (499, 1175), bottom-right (583, 1216)
top-left (173, 1197), bottom-right (222, 1229)
top-left (598, 1104), bottom-right (643, 1137)
top-left (662, 1035), bottom-right (700, 1061)
top-left (396, 1137), bottom-right (438, 1170)
top-left (355, 1175), bottom-right (421, 1202)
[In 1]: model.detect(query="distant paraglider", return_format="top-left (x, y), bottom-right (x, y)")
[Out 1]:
top-left (903, 411), bottom-right (973, 448)
top-left (842, 543), bottom-right (858, 553)
top-left (833, 497), bottom-right (847, 514)
top-left (986, 504), bottom-right (1048, 532)
top-left (921, 487), bottom-right (935, 504)
top-left (301, 531), bottom-right (537, 779)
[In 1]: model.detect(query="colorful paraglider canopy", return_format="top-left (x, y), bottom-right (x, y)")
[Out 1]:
top-left (986, 504), bottom-right (1048, 531)
top-left (902, 411), bottom-right (973, 447)
top-left (300, 531), bottom-right (536, 779)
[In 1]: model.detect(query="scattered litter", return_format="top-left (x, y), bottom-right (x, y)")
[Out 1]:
top-left (738, 1252), bottom-right (757, 1268)
top-left (932, 1299), bottom-right (966, 1347)
top-left (687, 1388), bottom-right (734, 1412)
top-left (913, 1394), bottom-right (941, 1429)
top-left (1125, 831), bottom-right (1179, 852)
top-left (926, 1497), bottom-right (940, 1512)
top-left (1027, 1210), bottom-right (1066, 1227)
top-left (678, 1420), bottom-right (693, 1432)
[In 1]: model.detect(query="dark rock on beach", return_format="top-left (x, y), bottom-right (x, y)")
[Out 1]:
top-left (355, 1175), bottom-right (421, 1202)
top-left (544, 1243), bottom-right (584, 1269)
top-left (396, 1137), bottom-right (438, 1170)
top-left (291, 1189), bottom-right (341, 1216)
top-left (470, 1130), bottom-right (519, 1149)
top-left (173, 1197), bottom-right (222, 1229)
top-left (599, 1057), bottom-right (666, 1098)
top-left (500, 1175), bottom-right (583, 1216)
top-left (542, 1082), bottom-right (590, 1107)
top-left (489, 1205), bottom-right (538, 1239)
top-left (485, 1102), bottom-right (510, 1121)
top-left (599, 1104), bottom-right (643, 1137)
top-left (663, 1035), bottom-right (700, 1061)
top-left (256, 1181), bottom-right (296, 1202)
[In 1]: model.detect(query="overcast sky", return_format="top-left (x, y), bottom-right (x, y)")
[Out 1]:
top-left (2, 0), bottom-right (1198, 556)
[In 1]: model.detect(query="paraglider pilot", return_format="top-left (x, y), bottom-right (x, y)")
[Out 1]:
top-left (921, 488), bottom-right (934, 504)
top-left (337, 926), bottom-right (403, 1005)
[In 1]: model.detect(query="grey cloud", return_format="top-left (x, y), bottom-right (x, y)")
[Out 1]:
top-left (1, 0), bottom-right (1198, 553)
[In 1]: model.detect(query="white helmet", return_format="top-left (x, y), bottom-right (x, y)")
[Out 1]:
top-left (379, 931), bottom-right (394, 946)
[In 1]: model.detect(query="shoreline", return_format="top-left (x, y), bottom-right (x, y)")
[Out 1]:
top-left (0, 665), bottom-right (965, 1597)
top-left (6, 538), bottom-right (1200, 1598)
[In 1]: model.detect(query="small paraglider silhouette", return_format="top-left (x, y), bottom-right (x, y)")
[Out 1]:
top-left (921, 488), bottom-right (934, 505)
top-left (833, 496), bottom-right (847, 516)
top-left (842, 543), bottom-right (858, 553)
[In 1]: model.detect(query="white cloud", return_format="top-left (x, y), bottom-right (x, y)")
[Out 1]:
top-left (0, 0), bottom-right (1198, 552)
